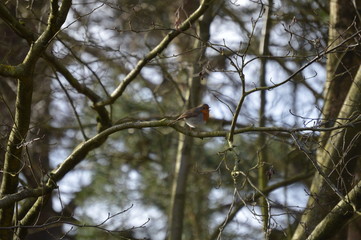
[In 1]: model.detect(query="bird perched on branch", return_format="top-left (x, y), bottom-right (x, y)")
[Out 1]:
top-left (172, 104), bottom-right (210, 128)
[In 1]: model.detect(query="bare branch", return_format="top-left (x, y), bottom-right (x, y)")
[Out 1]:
top-left (95, 0), bottom-right (214, 107)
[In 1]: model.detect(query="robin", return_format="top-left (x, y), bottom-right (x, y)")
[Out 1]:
top-left (172, 104), bottom-right (210, 128)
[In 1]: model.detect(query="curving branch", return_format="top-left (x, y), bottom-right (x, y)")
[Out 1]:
top-left (41, 115), bottom-right (361, 185)
top-left (95, 0), bottom-right (214, 107)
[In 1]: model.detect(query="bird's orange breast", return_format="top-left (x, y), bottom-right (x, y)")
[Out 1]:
top-left (202, 110), bottom-right (209, 121)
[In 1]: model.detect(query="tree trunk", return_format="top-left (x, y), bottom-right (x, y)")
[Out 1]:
top-left (291, 0), bottom-right (361, 232)
top-left (257, 1), bottom-right (272, 237)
